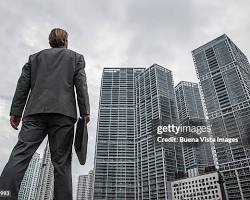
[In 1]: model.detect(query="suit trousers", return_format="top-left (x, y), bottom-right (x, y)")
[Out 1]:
top-left (0, 113), bottom-right (76, 200)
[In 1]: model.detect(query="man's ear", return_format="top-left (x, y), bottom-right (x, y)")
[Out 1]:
top-left (64, 39), bottom-right (68, 48)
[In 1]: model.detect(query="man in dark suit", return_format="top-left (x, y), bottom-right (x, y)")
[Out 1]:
top-left (0, 28), bottom-right (90, 200)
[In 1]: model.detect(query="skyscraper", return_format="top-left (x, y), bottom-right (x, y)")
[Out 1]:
top-left (192, 34), bottom-right (250, 200)
top-left (135, 64), bottom-right (183, 199)
top-left (37, 143), bottom-right (54, 200)
top-left (93, 65), bottom-right (184, 200)
top-left (18, 153), bottom-right (41, 200)
top-left (175, 81), bottom-right (214, 175)
top-left (175, 81), bottom-right (205, 121)
top-left (76, 170), bottom-right (94, 200)
top-left (93, 68), bottom-right (144, 200)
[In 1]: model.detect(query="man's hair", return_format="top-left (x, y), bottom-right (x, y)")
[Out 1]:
top-left (49, 28), bottom-right (68, 48)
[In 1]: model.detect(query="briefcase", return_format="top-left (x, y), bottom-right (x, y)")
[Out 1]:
top-left (74, 117), bottom-right (88, 165)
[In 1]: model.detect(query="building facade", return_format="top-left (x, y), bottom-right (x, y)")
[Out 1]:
top-left (135, 64), bottom-right (183, 199)
top-left (36, 143), bottom-right (54, 200)
top-left (171, 171), bottom-right (225, 200)
top-left (93, 65), bottom-right (184, 200)
top-left (192, 34), bottom-right (250, 199)
top-left (18, 153), bottom-right (41, 200)
top-left (76, 170), bottom-right (94, 200)
top-left (175, 81), bottom-right (214, 174)
top-left (175, 81), bottom-right (205, 121)
top-left (93, 68), bottom-right (144, 199)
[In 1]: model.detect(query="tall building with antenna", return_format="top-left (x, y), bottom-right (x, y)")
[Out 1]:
top-left (36, 143), bottom-right (54, 200)
top-left (18, 153), bottom-right (41, 200)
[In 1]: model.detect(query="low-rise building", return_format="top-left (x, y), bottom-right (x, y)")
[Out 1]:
top-left (171, 171), bottom-right (226, 200)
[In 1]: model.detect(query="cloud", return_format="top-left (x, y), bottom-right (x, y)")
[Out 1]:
top-left (0, 0), bottom-right (250, 198)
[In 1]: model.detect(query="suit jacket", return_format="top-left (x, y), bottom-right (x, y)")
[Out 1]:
top-left (10, 47), bottom-right (90, 119)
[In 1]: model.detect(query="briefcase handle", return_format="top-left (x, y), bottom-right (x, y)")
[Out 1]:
top-left (80, 115), bottom-right (90, 125)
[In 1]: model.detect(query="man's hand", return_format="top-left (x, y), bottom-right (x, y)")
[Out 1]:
top-left (82, 115), bottom-right (90, 124)
top-left (10, 116), bottom-right (21, 130)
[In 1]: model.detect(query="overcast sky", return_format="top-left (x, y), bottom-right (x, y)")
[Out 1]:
top-left (0, 0), bottom-right (250, 198)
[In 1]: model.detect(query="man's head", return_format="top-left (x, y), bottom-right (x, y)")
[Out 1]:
top-left (49, 28), bottom-right (68, 48)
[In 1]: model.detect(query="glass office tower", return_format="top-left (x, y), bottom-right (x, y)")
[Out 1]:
top-left (192, 34), bottom-right (250, 200)
top-left (175, 81), bottom-right (214, 174)
top-left (93, 68), bottom-right (144, 200)
top-left (93, 65), bottom-right (184, 200)
top-left (135, 64), bottom-right (183, 200)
